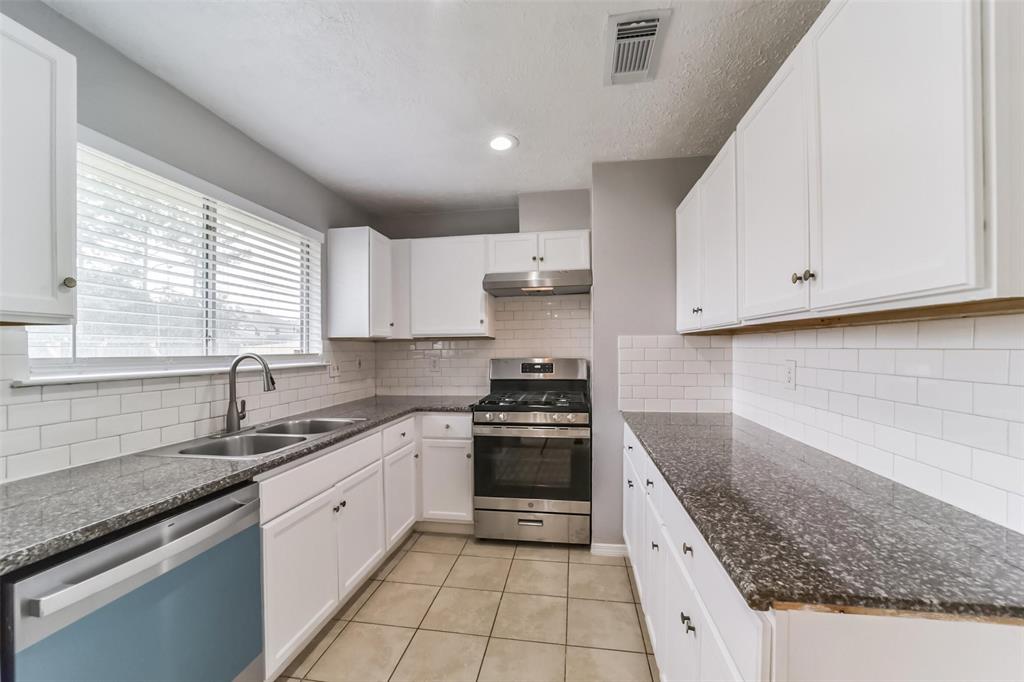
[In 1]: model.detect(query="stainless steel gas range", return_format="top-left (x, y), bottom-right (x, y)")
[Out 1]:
top-left (472, 358), bottom-right (591, 544)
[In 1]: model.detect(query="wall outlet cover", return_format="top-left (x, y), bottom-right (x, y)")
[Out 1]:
top-left (783, 359), bottom-right (797, 390)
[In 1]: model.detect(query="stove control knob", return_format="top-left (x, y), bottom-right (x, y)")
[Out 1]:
top-left (498, 413), bottom-right (507, 422)
top-left (485, 412), bottom-right (494, 422)
top-left (566, 413), bottom-right (576, 423)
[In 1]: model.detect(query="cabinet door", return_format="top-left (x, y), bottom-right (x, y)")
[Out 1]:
top-left (390, 239), bottom-right (412, 339)
top-left (0, 18), bottom-right (76, 324)
top-left (384, 441), bottom-right (418, 548)
top-left (335, 461), bottom-right (386, 598)
top-left (737, 48), bottom-right (812, 319)
top-left (262, 488), bottom-right (339, 678)
top-left (421, 438), bottom-right (474, 521)
top-left (660, 537), bottom-right (701, 682)
top-left (411, 236), bottom-right (490, 336)
top-left (622, 449), bottom-right (638, 559)
top-left (486, 233), bottom-right (538, 273)
top-left (808, 0), bottom-right (982, 309)
top-left (369, 229), bottom-right (393, 337)
top-left (537, 230), bottom-right (590, 270)
top-left (699, 136), bottom-right (739, 329)
top-left (642, 495), bottom-right (664, 654)
top-left (676, 190), bottom-right (703, 333)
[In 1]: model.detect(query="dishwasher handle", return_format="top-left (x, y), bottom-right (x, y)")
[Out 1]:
top-left (26, 498), bottom-right (259, 618)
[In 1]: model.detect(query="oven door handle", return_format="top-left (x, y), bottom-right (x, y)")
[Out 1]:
top-left (472, 425), bottom-right (591, 439)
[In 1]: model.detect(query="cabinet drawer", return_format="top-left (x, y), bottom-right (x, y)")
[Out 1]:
top-left (662, 493), bottom-right (764, 682)
top-left (260, 432), bottom-right (382, 523)
top-left (382, 417), bottom-right (415, 454)
top-left (421, 413), bottom-right (471, 439)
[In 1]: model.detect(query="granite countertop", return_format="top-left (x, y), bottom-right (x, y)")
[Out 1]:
top-left (0, 395), bottom-right (477, 576)
top-left (622, 412), bottom-right (1024, 622)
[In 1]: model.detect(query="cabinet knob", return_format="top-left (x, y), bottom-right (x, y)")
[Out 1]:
top-left (680, 611), bottom-right (691, 625)
top-left (627, 445), bottom-right (633, 451)
top-left (400, 431), bottom-right (406, 437)
top-left (682, 543), bottom-right (694, 556)
top-left (414, 453), bottom-right (419, 459)
top-left (802, 269), bottom-right (816, 281)
top-left (61, 276), bottom-right (77, 289)
top-left (333, 504), bottom-right (341, 513)
top-left (645, 479), bottom-right (654, 487)
top-left (465, 453), bottom-right (472, 459)
top-left (532, 255), bottom-right (537, 261)
top-left (651, 541), bottom-right (659, 551)
top-left (390, 322), bottom-right (395, 327)
top-left (791, 272), bottom-right (802, 284)
top-left (686, 622), bottom-right (697, 636)
top-left (445, 423), bottom-right (451, 429)
top-left (627, 479), bottom-right (634, 488)
top-left (480, 319), bottom-right (484, 324)
top-left (539, 256), bottom-right (544, 262)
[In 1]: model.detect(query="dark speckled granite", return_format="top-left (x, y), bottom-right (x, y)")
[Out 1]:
top-left (0, 396), bottom-right (476, 576)
top-left (623, 411), bottom-right (1024, 621)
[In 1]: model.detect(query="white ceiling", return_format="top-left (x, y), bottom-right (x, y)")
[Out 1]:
top-left (46, 0), bottom-right (824, 214)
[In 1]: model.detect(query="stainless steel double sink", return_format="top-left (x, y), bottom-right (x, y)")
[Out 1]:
top-left (162, 418), bottom-right (364, 461)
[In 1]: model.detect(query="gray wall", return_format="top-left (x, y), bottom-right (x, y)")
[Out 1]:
top-left (590, 156), bottom-right (710, 543)
top-left (373, 207), bottom-right (518, 240)
top-left (0, 0), bottom-right (368, 232)
top-left (519, 189), bottom-right (590, 232)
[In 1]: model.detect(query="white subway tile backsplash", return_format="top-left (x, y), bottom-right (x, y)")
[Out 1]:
top-left (96, 413), bottom-right (141, 438)
top-left (141, 407), bottom-right (178, 430)
top-left (69, 437), bottom-right (121, 466)
top-left (7, 446), bottom-right (70, 480)
top-left (618, 333), bottom-right (730, 413)
top-left (0, 427), bottom-right (40, 456)
top-left (119, 392), bottom-right (163, 414)
top-left (8, 401), bottom-right (70, 428)
top-left (731, 313), bottom-right (1024, 533)
top-left (70, 395), bottom-right (121, 420)
top-left (40, 420), bottom-right (96, 448)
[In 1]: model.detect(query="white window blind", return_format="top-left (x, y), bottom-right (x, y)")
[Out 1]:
top-left (27, 144), bottom-right (322, 361)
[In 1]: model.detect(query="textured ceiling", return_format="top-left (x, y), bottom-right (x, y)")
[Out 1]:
top-left (46, 0), bottom-right (825, 214)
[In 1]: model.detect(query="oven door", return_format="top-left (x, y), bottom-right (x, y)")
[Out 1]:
top-left (473, 424), bottom-right (591, 513)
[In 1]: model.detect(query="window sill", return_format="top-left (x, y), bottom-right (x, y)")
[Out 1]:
top-left (13, 360), bottom-right (330, 387)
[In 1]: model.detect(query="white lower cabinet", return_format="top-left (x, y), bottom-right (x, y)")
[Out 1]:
top-left (261, 487), bottom-right (341, 677)
top-left (420, 438), bottom-right (474, 521)
top-left (384, 441), bottom-right (418, 548)
top-left (334, 461), bottom-right (386, 597)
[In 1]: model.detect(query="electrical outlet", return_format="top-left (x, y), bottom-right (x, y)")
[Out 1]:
top-left (783, 360), bottom-right (797, 390)
top-left (355, 356), bottom-right (363, 370)
top-left (429, 357), bottom-right (441, 373)
top-left (328, 363), bottom-right (340, 379)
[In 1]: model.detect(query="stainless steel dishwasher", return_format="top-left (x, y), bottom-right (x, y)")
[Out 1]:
top-left (2, 484), bottom-right (262, 682)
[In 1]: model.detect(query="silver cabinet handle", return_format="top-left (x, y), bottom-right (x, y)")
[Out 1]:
top-left (26, 499), bottom-right (258, 617)
top-left (803, 269), bottom-right (816, 281)
top-left (791, 272), bottom-right (802, 284)
top-left (517, 518), bottom-right (544, 526)
top-left (61, 276), bottom-right (77, 289)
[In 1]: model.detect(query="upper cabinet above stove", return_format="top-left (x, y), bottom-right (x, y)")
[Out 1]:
top-left (676, 0), bottom-right (1024, 333)
top-left (411, 235), bottom-right (496, 338)
top-left (486, 230), bottom-right (590, 274)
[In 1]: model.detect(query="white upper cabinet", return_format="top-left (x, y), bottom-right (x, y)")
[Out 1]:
top-left (699, 135), bottom-right (739, 329)
top-left (537, 230), bottom-right (590, 270)
top-left (411, 235), bottom-right (495, 337)
top-left (485, 229), bottom-right (590, 274)
top-left (807, 0), bottom-right (982, 309)
top-left (675, 191), bottom-right (702, 333)
top-left (737, 47), bottom-right (812, 320)
top-left (0, 18), bottom-right (76, 325)
top-left (327, 226), bottom-right (393, 338)
top-left (389, 239), bottom-right (412, 339)
top-left (486, 233), bottom-right (539, 273)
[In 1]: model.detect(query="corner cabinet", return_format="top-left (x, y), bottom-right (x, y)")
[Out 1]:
top-left (676, 136), bottom-right (738, 332)
top-left (485, 230), bottom-right (590, 273)
top-left (0, 17), bottom-right (77, 325)
top-left (326, 226), bottom-right (393, 338)
top-left (411, 235), bottom-right (495, 337)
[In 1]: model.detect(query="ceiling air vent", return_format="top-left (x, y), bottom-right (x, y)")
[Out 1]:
top-left (605, 9), bottom-right (671, 85)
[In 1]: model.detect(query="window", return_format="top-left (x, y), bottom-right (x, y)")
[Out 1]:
top-left (28, 144), bottom-right (322, 364)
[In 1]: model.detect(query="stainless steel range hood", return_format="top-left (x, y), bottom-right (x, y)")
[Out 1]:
top-left (483, 270), bottom-right (592, 297)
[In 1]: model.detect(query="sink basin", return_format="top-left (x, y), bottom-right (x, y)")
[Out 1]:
top-left (257, 418), bottom-right (359, 436)
top-left (176, 434), bottom-right (306, 459)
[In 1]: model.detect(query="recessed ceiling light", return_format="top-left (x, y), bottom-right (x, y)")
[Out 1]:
top-left (489, 134), bottom-right (518, 151)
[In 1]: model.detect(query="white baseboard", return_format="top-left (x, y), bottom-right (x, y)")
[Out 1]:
top-left (413, 520), bottom-right (474, 535)
top-left (589, 542), bottom-right (628, 557)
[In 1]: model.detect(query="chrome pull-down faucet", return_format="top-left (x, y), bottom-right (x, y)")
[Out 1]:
top-left (225, 353), bottom-right (276, 434)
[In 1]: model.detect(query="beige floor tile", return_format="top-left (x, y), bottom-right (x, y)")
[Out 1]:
top-left (478, 638), bottom-right (566, 682)
top-left (336, 580), bottom-right (381, 620)
top-left (420, 587), bottom-right (501, 636)
top-left (351, 581), bottom-right (439, 627)
top-left (568, 564), bottom-right (633, 602)
top-left (515, 542), bottom-right (569, 562)
top-left (565, 647), bottom-right (652, 682)
top-left (412, 533), bottom-right (468, 555)
top-left (569, 547), bottom-right (626, 566)
top-left (386, 550), bottom-right (457, 585)
top-left (491, 593), bottom-right (568, 645)
top-left (567, 599), bottom-right (645, 652)
top-left (390, 630), bottom-right (487, 682)
top-left (648, 654), bottom-right (660, 681)
top-left (399, 532), bottom-right (421, 551)
top-left (371, 550), bottom-right (406, 580)
top-left (462, 536), bottom-right (517, 559)
top-left (306, 622), bottom-right (414, 682)
top-left (279, 620), bottom-right (345, 679)
top-left (505, 559), bottom-right (568, 597)
top-left (443, 555), bottom-right (512, 591)
top-left (636, 604), bottom-right (653, 654)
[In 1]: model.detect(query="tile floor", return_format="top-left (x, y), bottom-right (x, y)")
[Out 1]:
top-left (277, 532), bottom-right (660, 682)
